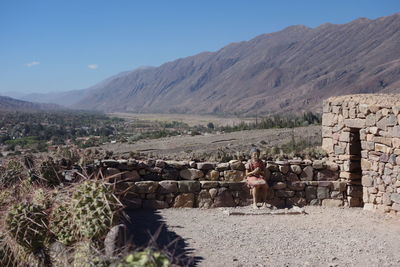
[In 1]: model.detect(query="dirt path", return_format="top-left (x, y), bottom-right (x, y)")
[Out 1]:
top-left (142, 206), bottom-right (400, 267)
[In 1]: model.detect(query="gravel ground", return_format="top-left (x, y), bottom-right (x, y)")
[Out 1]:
top-left (150, 206), bottom-right (400, 267)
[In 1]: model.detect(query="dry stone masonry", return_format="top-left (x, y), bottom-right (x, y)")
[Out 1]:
top-left (322, 94), bottom-right (400, 215)
top-left (80, 157), bottom-right (347, 209)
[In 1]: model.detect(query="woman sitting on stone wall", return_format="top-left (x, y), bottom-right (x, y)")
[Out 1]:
top-left (245, 147), bottom-right (269, 209)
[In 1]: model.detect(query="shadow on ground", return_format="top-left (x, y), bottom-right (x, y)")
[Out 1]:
top-left (125, 209), bottom-right (203, 266)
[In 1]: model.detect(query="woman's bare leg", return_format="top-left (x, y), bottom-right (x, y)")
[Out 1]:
top-left (252, 187), bottom-right (258, 209)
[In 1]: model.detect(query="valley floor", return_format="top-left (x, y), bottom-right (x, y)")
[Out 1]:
top-left (102, 125), bottom-right (321, 160)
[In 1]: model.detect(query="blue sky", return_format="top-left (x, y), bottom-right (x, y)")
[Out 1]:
top-left (0, 0), bottom-right (399, 94)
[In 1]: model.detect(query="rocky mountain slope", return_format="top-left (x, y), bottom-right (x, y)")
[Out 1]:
top-left (0, 96), bottom-right (60, 112)
top-left (23, 13), bottom-right (400, 115)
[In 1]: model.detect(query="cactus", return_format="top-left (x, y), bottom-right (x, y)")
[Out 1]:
top-left (71, 180), bottom-right (120, 240)
top-left (50, 204), bottom-right (77, 245)
top-left (118, 249), bottom-right (171, 267)
top-left (0, 233), bottom-right (17, 267)
top-left (72, 242), bottom-right (109, 267)
top-left (0, 160), bottom-right (24, 187)
top-left (39, 158), bottom-right (62, 186)
top-left (5, 202), bottom-right (49, 251)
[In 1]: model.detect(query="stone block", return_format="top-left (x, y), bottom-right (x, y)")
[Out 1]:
top-left (326, 162), bottom-right (339, 171)
top-left (205, 170), bottom-right (219, 181)
top-left (392, 203), bottom-right (400, 211)
top-left (279, 165), bottom-right (290, 174)
top-left (224, 170), bottom-right (245, 182)
top-left (216, 162), bottom-right (230, 171)
top-left (173, 193), bottom-right (195, 208)
top-left (322, 199), bottom-right (343, 207)
top-left (286, 172), bottom-right (300, 182)
top-left (334, 144), bottom-right (346, 154)
top-left (316, 169), bottom-right (339, 181)
top-left (344, 119), bottom-right (365, 128)
top-left (200, 181), bottom-right (219, 189)
top-left (322, 138), bottom-right (334, 153)
top-left (361, 159), bottom-right (371, 170)
top-left (229, 160), bottom-right (245, 171)
top-left (373, 136), bottom-right (392, 146)
top-left (391, 126), bottom-right (400, 137)
top-left (161, 168), bottom-right (180, 180)
top-left (104, 224), bottom-right (128, 257)
top-left (165, 160), bottom-right (188, 169)
top-left (330, 191), bottom-right (343, 199)
top-left (287, 181), bottom-right (306, 191)
top-left (317, 187), bottom-right (330, 199)
top-left (102, 160), bottom-right (120, 168)
top-left (135, 181), bottom-right (159, 194)
top-left (300, 166), bottom-right (314, 181)
top-left (158, 180), bottom-right (178, 193)
top-left (275, 190), bottom-right (295, 198)
top-left (290, 165), bottom-right (302, 174)
top-left (377, 117), bottom-right (389, 130)
top-left (361, 175), bottom-right (373, 187)
top-left (121, 170), bottom-right (140, 181)
top-left (305, 186), bottom-right (317, 200)
top-left (309, 199), bottom-right (321, 206)
top-left (106, 168), bottom-right (122, 180)
top-left (212, 187), bottom-right (235, 207)
top-left (391, 193), bottom-right (400, 204)
top-left (272, 182), bottom-right (286, 190)
top-left (197, 162), bottom-right (216, 170)
top-left (227, 182), bottom-right (246, 191)
top-left (197, 190), bottom-right (213, 208)
top-left (312, 160), bottom-right (325, 170)
top-left (322, 113), bottom-right (336, 126)
top-left (155, 160), bottom-right (166, 168)
top-left (180, 168), bottom-right (204, 180)
top-left (392, 138), bottom-right (400, 148)
top-left (332, 181), bottom-right (347, 192)
top-left (339, 132), bottom-right (351, 142)
top-left (177, 181), bottom-right (201, 193)
top-left (387, 114), bottom-right (397, 126)
top-left (317, 181), bottom-right (333, 188)
top-left (266, 162), bottom-right (279, 171)
top-left (365, 114), bottom-right (376, 126)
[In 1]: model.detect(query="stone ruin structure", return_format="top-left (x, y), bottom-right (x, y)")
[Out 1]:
top-left (322, 94), bottom-right (400, 215)
top-left (77, 157), bottom-right (345, 210)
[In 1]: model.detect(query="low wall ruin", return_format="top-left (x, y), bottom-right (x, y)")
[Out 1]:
top-left (72, 158), bottom-right (350, 209)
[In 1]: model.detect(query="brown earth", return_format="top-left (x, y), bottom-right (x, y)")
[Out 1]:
top-left (102, 126), bottom-right (321, 160)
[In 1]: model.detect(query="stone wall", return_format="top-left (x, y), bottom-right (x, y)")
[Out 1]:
top-left (78, 158), bottom-right (348, 209)
top-left (322, 94), bottom-right (400, 215)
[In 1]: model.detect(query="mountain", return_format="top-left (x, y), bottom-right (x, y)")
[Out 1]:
top-left (16, 69), bottom-right (144, 107)
top-left (0, 96), bottom-right (61, 112)
top-left (24, 13), bottom-right (400, 115)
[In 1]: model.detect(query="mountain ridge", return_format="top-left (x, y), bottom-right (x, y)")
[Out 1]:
top-left (0, 95), bottom-right (62, 112)
top-left (15, 12), bottom-right (400, 115)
